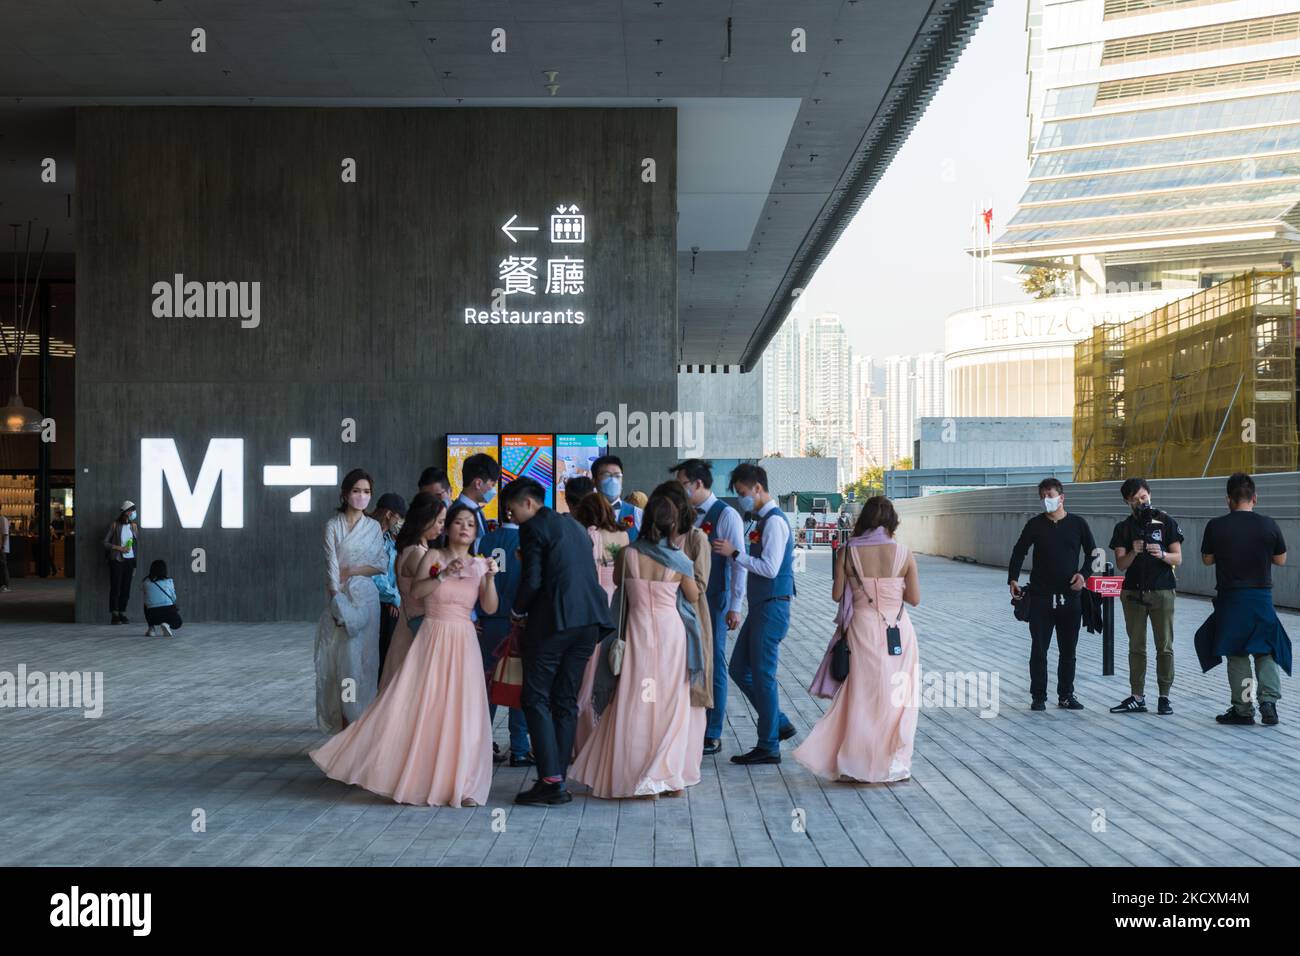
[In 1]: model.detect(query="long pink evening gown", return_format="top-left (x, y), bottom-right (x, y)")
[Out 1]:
top-left (572, 527), bottom-right (626, 758)
top-left (310, 556), bottom-right (493, 807)
top-left (377, 544), bottom-right (425, 694)
top-left (569, 549), bottom-right (701, 798)
top-left (794, 542), bottom-right (919, 783)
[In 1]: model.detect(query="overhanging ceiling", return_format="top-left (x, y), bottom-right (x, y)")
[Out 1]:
top-left (0, 0), bottom-right (991, 369)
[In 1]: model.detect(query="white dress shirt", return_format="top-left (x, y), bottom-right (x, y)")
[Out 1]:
top-left (694, 492), bottom-right (747, 612)
top-left (734, 500), bottom-right (790, 579)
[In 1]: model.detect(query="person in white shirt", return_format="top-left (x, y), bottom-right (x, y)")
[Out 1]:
top-left (672, 459), bottom-right (747, 755)
top-left (103, 500), bottom-right (140, 624)
top-left (711, 463), bottom-right (798, 764)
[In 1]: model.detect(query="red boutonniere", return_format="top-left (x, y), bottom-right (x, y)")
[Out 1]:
top-left (747, 530), bottom-right (761, 544)
top-left (486, 520), bottom-right (499, 532)
top-left (700, 521), bottom-right (714, 535)
top-left (621, 515), bottom-right (635, 528)
top-left (514, 548), bottom-right (522, 561)
top-left (428, 563), bottom-right (442, 579)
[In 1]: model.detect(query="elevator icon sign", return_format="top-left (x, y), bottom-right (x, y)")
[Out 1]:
top-left (550, 204), bottom-right (585, 243)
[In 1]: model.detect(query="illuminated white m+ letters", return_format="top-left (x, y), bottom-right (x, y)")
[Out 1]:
top-left (141, 438), bottom-right (245, 529)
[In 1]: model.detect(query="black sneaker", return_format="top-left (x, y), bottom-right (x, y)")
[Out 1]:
top-left (1157, 697), bottom-right (1173, 715)
top-left (702, 738), bottom-right (722, 755)
top-left (1215, 707), bottom-right (1255, 725)
top-left (1109, 695), bottom-right (1147, 714)
top-left (1058, 696), bottom-right (1085, 710)
top-left (1030, 699), bottom-right (1046, 711)
top-left (110, 613), bottom-right (123, 625)
top-left (1259, 702), bottom-right (1279, 726)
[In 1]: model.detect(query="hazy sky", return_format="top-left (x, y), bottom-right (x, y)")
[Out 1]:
top-left (792, 0), bottom-right (1034, 357)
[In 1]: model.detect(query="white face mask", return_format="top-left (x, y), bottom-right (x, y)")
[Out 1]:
top-left (1042, 496), bottom-right (1062, 513)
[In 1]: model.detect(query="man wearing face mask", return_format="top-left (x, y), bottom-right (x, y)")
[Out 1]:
top-left (418, 466), bottom-right (452, 507)
top-left (672, 458), bottom-right (747, 756)
top-left (1108, 478), bottom-right (1182, 716)
top-left (592, 455), bottom-right (643, 542)
top-left (712, 462), bottom-right (799, 763)
top-left (1007, 478), bottom-right (1096, 712)
top-left (370, 492), bottom-right (408, 690)
top-left (455, 454), bottom-right (501, 552)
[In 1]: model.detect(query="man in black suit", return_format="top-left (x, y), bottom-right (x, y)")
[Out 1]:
top-left (503, 477), bottom-right (613, 805)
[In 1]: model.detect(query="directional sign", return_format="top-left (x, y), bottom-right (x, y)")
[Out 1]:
top-left (501, 214), bottom-right (539, 243)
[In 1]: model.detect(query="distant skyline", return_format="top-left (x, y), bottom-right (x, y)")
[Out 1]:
top-left (790, 0), bottom-right (1033, 357)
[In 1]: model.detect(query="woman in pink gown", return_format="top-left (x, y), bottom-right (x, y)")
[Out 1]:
top-left (569, 495), bottom-right (704, 799)
top-left (310, 502), bottom-right (499, 807)
top-left (797, 496), bottom-right (921, 784)
top-left (378, 494), bottom-right (445, 694)
top-left (570, 491), bottom-right (629, 758)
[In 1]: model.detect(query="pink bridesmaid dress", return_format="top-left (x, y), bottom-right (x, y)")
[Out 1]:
top-left (569, 549), bottom-right (701, 798)
top-left (795, 541), bottom-right (919, 783)
top-left (377, 543), bottom-right (425, 694)
top-left (310, 556), bottom-right (493, 807)
top-left (572, 527), bottom-right (623, 758)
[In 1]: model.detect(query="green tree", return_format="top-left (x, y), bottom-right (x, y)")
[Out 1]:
top-left (1021, 260), bottom-right (1069, 300)
top-left (845, 465), bottom-right (884, 500)
top-left (892, 456), bottom-right (913, 471)
top-left (804, 444), bottom-right (826, 458)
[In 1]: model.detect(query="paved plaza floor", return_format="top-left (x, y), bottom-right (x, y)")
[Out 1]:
top-left (2, 553), bottom-right (1298, 866)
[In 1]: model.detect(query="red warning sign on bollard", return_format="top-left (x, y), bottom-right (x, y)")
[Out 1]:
top-left (1086, 575), bottom-right (1125, 596)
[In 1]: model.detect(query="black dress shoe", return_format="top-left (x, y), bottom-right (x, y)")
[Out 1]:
top-left (110, 614), bottom-right (123, 625)
top-left (1215, 707), bottom-right (1255, 725)
top-left (515, 781), bottom-right (573, 805)
top-left (778, 725), bottom-right (797, 742)
top-left (702, 738), bottom-right (721, 755)
top-left (730, 748), bottom-right (781, 765)
top-left (492, 743), bottom-right (508, 764)
top-left (509, 752), bottom-right (536, 767)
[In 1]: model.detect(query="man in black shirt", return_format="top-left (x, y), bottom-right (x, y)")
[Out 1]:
top-left (1107, 478), bottom-right (1183, 716)
top-left (1008, 478), bottom-right (1096, 711)
top-left (1199, 472), bottom-right (1290, 726)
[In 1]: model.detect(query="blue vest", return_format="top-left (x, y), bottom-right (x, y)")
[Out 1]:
top-left (747, 509), bottom-right (796, 602)
top-left (476, 524), bottom-right (521, 621)
top-left (703, 498), bottom-right (733, 612)
top-left (617, 500), bottom-right (640, 542)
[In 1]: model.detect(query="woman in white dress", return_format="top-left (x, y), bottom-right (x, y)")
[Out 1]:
top-left (315, 468), bottom-right (388, 735)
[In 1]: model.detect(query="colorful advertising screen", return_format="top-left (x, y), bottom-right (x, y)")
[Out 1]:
top-left (501, 434), bottom-right (555, 509)
top-left (554, 433), bottom-right (608, 514)
top-left (446, 434), bottom-right (499, 521)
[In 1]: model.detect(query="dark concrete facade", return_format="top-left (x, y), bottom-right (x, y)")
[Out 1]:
top-left (75, 106), bottom-right (676, 622)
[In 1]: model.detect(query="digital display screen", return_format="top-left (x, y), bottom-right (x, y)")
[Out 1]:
top-left (446, 434), bottom-right (500, 521)
top-left (554, 433), bottom-right (608, 514)
top-left (501, 434), bottom-right (555, 509)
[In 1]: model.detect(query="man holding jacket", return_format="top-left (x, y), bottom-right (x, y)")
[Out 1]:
top-left (1008, 478), bottom-right (1096, 712)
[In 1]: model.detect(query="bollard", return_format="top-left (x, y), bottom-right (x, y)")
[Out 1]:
top-left (1087, 565), bottom-right (1123, 677)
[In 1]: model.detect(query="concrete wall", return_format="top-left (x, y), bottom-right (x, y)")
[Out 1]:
top-left (675, 366), bottom-right (762, 460)
top-left (893, 473), bottom-right (1300, 609)
top-left (916, 416), bottom-right (1072, 469)
top-left (76, 106), bottom-right (677, 621)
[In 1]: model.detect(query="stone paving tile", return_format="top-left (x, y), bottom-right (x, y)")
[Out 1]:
top-left (2, 556), bottom-right (1297, 866)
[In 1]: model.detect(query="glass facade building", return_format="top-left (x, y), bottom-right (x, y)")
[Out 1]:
top-left (994, 0), bottom-right (1300, 289)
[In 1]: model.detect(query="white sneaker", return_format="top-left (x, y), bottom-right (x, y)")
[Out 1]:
top-left (0, 585), bottom-right (10, 592)
top-left (161, 623), bottom-right (174, 638)
top-left (145, 626), bottom-right (157, 636)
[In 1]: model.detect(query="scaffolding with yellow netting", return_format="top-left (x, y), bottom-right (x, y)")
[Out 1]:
top-left (1072, 322), bottom-right (1127, 482)
top-left (1120, 269), bottom-right (1297, 478)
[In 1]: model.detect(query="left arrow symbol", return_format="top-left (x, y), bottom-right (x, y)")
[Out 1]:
top-left (501, 214), bottom-right (539, 244)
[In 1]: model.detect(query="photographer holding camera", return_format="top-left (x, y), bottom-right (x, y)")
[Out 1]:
top-left (1107, 479), bottom-right (1183, 715)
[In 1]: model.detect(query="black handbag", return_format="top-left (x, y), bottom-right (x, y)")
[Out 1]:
top-left (830, 624), bottom-right (851, 682)
top-left (1011, 592), bottom-right (1031, 622)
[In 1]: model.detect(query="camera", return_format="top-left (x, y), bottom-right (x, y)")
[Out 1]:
top-left (1132, 504), bottom-right (1164, 552)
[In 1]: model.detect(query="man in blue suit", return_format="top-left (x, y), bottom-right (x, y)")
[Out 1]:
top-left (712, 462), bottom-right (798, 765)
top-left (673, 459), bottom-right (746, 756)
top-left (593, 454), bottom-right (643, 541)
top-left (478, 510), bottom-right (533, 766)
